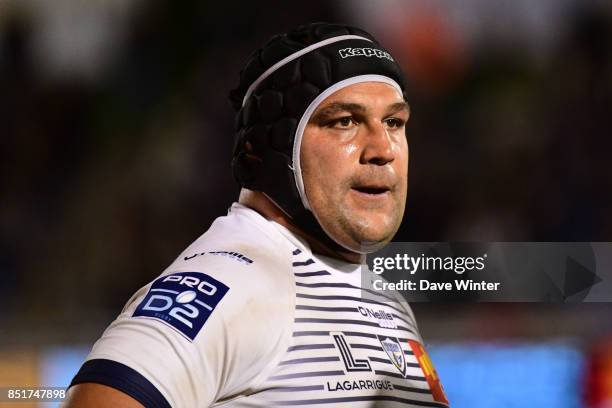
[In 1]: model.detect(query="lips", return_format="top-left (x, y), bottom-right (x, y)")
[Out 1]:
top-left (350, 180), bottom-right (393, 196)
top-left (352, 186), bottom-right (390, 195)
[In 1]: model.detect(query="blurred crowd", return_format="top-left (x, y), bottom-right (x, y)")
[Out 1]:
top-left (0, 0), bottom-right (611, 344)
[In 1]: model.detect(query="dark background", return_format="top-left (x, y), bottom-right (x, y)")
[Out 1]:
top-left (1, 0), bottom-right (611, 405)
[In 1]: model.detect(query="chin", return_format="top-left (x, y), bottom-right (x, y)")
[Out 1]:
top-left (355, 239), bottom-right (392, 254)
top-left (356, 216), bottom-right (398, 240)
top-left (326, 209), bottom-right (402, 254)
top-left (346, 227), bottom-right (397, 254)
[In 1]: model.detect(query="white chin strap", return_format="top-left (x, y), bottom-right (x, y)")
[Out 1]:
top-left (291, 75), bottom-right (403, 211)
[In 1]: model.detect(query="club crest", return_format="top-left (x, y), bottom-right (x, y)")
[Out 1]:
top-left (377, 335), bottom-right (406, 376)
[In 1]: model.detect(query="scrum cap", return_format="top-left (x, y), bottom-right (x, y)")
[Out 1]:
top-left (229, 22), bottom-right (407, 250)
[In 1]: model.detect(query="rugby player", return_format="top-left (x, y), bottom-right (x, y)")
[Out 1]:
top-left (64, 22), bottom-right (448, 407)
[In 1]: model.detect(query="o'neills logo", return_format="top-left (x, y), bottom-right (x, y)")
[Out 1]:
top-left (357, 306), bottom-right (397, 328)
top-left (338, 47), bottom-right (394, 61)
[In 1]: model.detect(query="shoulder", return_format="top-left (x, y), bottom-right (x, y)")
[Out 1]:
top-left (124, 204), bottom-right (297, 347)
top-left (75, 205), bottom-right (298, 406)
top-left (167, 203), bottom-right (295, 300)
top-left (124, 203), bottom-right (295, 309)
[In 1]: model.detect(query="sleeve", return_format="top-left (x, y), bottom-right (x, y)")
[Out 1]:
top-left (69, 249), bottom-right (295, 407)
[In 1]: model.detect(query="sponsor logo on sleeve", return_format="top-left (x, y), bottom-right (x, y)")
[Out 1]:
top-left (133, 272), bottom-right (229, 341)
top-left (184, 250), bottom-right (253, 265)
top-left (407, 340), bottom-right (449, 404)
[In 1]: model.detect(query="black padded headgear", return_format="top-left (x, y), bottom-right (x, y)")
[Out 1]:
top-left (230, 22), bottom-right (407, 252)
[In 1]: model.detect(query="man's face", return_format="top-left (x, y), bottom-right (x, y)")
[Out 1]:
top-left (301, 81), bottom-right (409, 253)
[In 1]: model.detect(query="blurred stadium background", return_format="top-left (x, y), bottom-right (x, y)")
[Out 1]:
top-left (1, 0), bottom-right (612, 406)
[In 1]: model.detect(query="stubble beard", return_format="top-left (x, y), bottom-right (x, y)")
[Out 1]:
top-left (323, 182), bottom-right (405, 254)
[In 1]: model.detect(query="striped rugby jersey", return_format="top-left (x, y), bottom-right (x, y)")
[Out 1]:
top-left (70, 203), bottom-right (449, 407)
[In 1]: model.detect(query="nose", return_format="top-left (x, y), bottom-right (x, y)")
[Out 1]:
top-left (360, 122), bottom-right (395, 166)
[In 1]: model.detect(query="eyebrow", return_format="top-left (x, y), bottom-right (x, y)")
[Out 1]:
top-left (310, 101), bottom-right (410, 124)
top-left (387, 101), bottom-right (410, 116)
top-left (310, 102), bottom-right (365, 123)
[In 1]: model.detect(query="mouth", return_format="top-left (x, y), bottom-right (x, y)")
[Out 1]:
top-left (352, 186), bottom-right (390, 195)
top-left (350, 183), bottom-right (392, 199)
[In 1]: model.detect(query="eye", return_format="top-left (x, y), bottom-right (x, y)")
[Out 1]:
top-left (328, 116), bottom-right (357, 129)
top-left (385, 118), bottom-right (405, 129)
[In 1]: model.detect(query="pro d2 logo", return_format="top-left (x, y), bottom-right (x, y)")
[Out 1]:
top-left (133, 271), bottom-right (229, 341)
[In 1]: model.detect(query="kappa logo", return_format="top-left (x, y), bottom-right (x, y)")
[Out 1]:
top-left (377, 335), bottom-right (406, 377)
top-left (338, 47), bottom-right (394, 61)
top-left (133, 272), bottom-right (229, 341)
top-left (331, 332), bottom-right (372, 372)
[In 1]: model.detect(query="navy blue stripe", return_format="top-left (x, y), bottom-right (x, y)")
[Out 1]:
top-left (347, 342), bottom-right (413, 356)
top-left (278, 356), bottom-right (340, 366)
top-left (369, 356), bottom-right (392, 364)
top-left (272, 395), bottom-right (448, 407)
top-left (268, 385), bottom-right (325, 392)
top-left (287, 344), bottom-right (335, 352)
top-left (295, 317), bottom-right (381, 327)
top-left (69, 359), bottom-right (170, 408)
top-left (369, 356), bottom-right (420, 368)
top-left (296, 282), bottom-right (358, 289)
top-left (292, 249), bottom-right (302, 255)
top-left (295, 305), bottom-right (358, 313)
top-left (293, 259), bottom-right (315, 267)
top-left (343, 331), bottom-right (377, 339)
top-left (294, 270), bottom-right (331, 277)
top-left (268, 370), bottom-right (345, 380)
top-left (291, 331), bottom-right (380, 339)
top-left (295, 281), bottom-right (398, 303)
top-left (294, 317), bottom-right (414, 334)
top-left (374, 369), bottom-right (427, 381)
top-left (292, 331), bottom-right (330, 337)
top-left (393, 384), bottom-right (432, 394)
top-left (296, 293), bottom-right (406, 315)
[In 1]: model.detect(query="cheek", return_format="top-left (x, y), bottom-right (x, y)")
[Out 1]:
top-left (301, 138), bottom-right (329, 202)
top-left (302, 136), bottom-right (355, 186)
top-left (304, 151), bottom-right (339, 201)
top-left (395, 139), bottom-right (409, 178)
top-left (303, 149), bottom-right (359, 224)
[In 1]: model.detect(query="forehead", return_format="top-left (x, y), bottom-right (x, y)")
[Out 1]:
top-left (316, 81), bottom-right (404, 109)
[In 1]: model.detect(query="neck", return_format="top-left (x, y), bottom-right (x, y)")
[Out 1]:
top-left (238, 189), bottom-right (363, 264)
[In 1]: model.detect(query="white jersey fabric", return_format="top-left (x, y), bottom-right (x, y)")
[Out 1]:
top-left (71, 203), bottom-right (449, 407)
